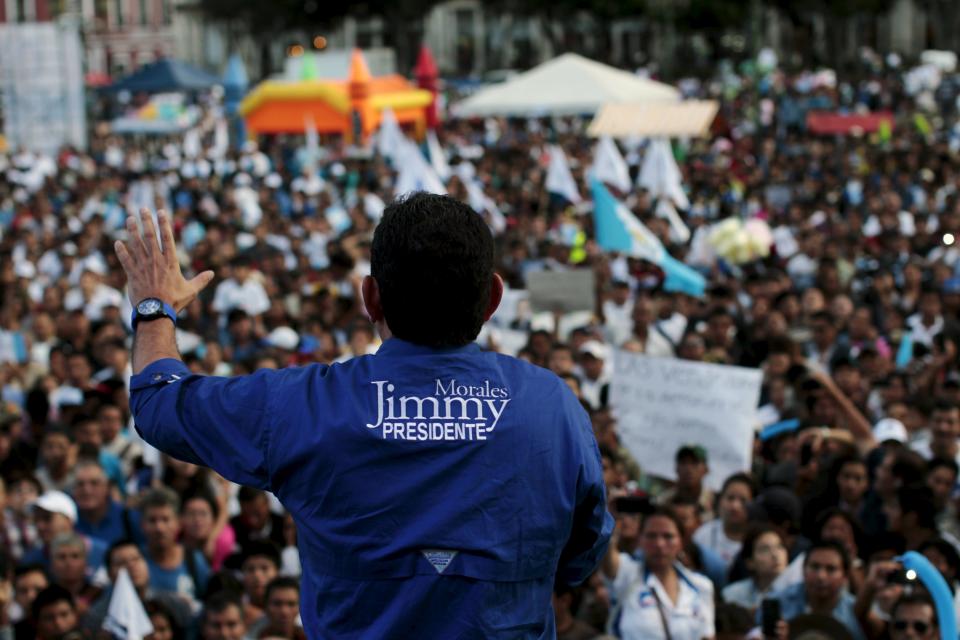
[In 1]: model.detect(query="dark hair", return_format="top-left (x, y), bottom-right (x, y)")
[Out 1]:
top-left (917, 537), bottom-right (960, 580)
top-left (371, 192), bottom-right (495, 348)
top-left (14, 563), bottom-right (47, 582)
top-left (203, 591), bottom-right (243, 620)
top-left (640, 506), bottom-right (686, 538)
top-left (240, 540), bottom-right (282, 570)
top-left (928, 456), bottom-right (960, 478)
top-left (139, 487), bottom-right (180, 513)
top-left (31, 584), bottom-right (74, 622)
top-left (182, 490), bottom-right (220, 521)
top-left (720, 472), bottom-right (755, 498)
top-left (739, 524), bottom-right (786, 565)
top-left (815, 508), bottom-right (865, 561)
top-left (897, 485), bottom-right (938, 531)
top-left (145, 598), bottom-right (184, 640)
top-left (265, 576), bottom-right (300, 602)
top-left (106, 539), bottom-right (141, 570)
top-left (805, 539), bottom-right (850, 575)
top-left (237, 486), bottom-right (266, 504)
top-left (891, 449), bottom-right (928, 487)
top-left (890, 592), bottom-right (938, 625)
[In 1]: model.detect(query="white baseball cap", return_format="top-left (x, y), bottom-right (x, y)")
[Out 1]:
top-left (873, 418), bottom-right (907, 444)
top-left (33, 491), bottom-right (78, 523)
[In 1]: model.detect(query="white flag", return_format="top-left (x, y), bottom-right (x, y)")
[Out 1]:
top-left (103, 568), bottom-right (153, 640)
top-left (426, 130), bottom-right (451, 181)
top-left (377, 108), bottom-right (404, 162)
top-left (655, 198), bottom-right (691, 244)
top-left (638, 138), bottom-right (690, 210)
top-left (455, 163), bottom-right (506, 233)
top-left (545, 145), bottom-right (582, 204)
top-left (591, 136), bottom-right (631, 193)
top-left (394, 138), bottom-right (446, 196)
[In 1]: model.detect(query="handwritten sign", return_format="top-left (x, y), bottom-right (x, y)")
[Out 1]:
top-left (609, 351), bottom-right (762, 491)
top-left (526, 269), bottom-right (594, 314)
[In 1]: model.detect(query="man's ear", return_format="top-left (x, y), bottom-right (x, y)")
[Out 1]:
top-left (483, 273), bottom-right (504, 321)
top-left (362, 276), bottom-right (383, 323)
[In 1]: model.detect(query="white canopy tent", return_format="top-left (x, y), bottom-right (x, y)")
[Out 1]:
top-left (453, 53), bottom-right (679, 117)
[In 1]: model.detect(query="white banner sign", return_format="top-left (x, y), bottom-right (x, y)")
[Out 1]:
top-left (0, 23), bottom-right (87, 154)
top-left (610, 351), bottom-right (762, 491)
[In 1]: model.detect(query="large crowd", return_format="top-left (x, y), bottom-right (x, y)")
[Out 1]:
top-left (0, 53), bottom-right (960, 640)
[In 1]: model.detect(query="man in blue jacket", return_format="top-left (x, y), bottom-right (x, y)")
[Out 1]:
top-left (115, 193), bottom-right (613, 639)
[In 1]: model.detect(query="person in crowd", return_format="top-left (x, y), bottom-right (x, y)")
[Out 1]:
top-left (229, 488), bottom-right (285, 552)
top-left (767, 539), bottom-right (864, 640)
top-left (924, 457), bottom-right (960, 541)
top-left (721, 524), bottom-right (788, 612)
top-left (692, 473), bottom-right (755, 569)
top-left (139, 488), bottom-right (210, 604)
top-left (888, 592), bottom-right (940, 640)
top-left (144, 599), bottom-right (184, 640)
top-left (30, 585), bottom-right (80, 640)
top-left (248, 576), bottom-right (302, 640)
top-left (603, 506), bottom-right (714, 639)
top-left (11, 564), bottom-right (48, 638)
top-left (21, 491), bottom-right (107, 574)
top-left (234, 541), bottom-right (281, 626)
top-left (201, 592), bottom-right (249, 640)
top-left (47, 533), bottom-right (101, 617)
top-left (82, 539), bottom-right (192, 634)
top-left (180, 491), bottom-right (235, 572)
top-left (658, 446), bottom-right (715, 522)
top-left (72, 458), bottom-right (140, 547)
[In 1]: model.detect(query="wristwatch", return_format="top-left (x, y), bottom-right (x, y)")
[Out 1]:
top-left (131, 298), bottom-right (177, 329)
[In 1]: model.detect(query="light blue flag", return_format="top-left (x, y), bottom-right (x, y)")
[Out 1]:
top-left (590, 178), bottom-right (705, 297)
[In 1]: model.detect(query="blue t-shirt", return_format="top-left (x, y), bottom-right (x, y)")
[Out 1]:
top-left (130, 338), bottom-right (613, 639)
top-left (76, 500), bottom-right (143, 547)
top-left (145, 547), bottom-right (209, 602)
top-left (763, 582), bottom-right (865, 640)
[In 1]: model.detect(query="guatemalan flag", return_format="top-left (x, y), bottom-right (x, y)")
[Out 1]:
top-left (591, 178), bottom-right (705, 298)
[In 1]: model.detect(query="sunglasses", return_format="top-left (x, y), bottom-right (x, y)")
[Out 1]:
top-left (892, 620), bottom-right (931, 634)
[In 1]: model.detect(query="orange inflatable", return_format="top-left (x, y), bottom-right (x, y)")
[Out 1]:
top-left (240, 49), bottom-right (433, 143)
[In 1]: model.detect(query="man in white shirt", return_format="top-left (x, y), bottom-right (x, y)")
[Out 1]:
top-left (211, 255), bottom-right (270, 319)
top-left (910, 400), bottom-right (960, 468)
top-left (63, 269), bottom-right (124, 323)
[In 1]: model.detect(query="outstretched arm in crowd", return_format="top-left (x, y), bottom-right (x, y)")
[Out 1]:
top-left (115, 208), bottom-right (213, 373)
top-left (808, 368), bottom-right (877, 451)
top-left (115, 208), bottom-right (280, 490)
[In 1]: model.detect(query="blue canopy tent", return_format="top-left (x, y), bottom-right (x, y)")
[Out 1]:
top-left (107, 59), bottom-right (220, 93)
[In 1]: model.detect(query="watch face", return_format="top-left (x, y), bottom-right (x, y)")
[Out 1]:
top-left (137, 299), bottom-right (162, 315)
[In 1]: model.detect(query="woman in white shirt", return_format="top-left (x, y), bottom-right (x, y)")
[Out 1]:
top-left (692, 473), bottom-right (755, 571)
top-left (603, 506), bottom-right (715, 640)
top-left (721, 525), bottom-right (789, 612)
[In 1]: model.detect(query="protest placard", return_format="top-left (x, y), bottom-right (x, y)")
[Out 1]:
top-left (526, 269), bottom-right (595, 314)
top-left (609, 351), bottom-right (762, 491)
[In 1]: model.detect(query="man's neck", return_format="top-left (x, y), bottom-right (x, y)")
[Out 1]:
top-left (81, 501), bottom-right (110, 524)
top-left (806, 590), bottom-right (839, 614)
top-left (149, 543), bottom-right (179, 566)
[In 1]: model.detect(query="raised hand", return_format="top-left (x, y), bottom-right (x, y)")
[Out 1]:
top-left (114, 208), bottom-right (214, 312)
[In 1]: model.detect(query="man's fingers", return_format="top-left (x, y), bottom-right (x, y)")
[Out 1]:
top-left (125, 216), bottom-right (148, 257)
top-left (189, 270), bottom-right (216, 295)
top-left (157, 209), bottom-right (178, 265)
top-left (114, 240), bottom-right (134, 273)
top-left (139, 208), bottom-right (159, 255)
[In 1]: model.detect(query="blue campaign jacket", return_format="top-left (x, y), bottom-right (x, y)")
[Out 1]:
top-left (130, 338), bottom-right (613, 639)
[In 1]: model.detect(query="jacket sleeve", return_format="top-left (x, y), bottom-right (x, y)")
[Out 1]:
top-left (129, 358), bottom-right (280, 490)
top-left (555, 394), bottom-right (614, 586)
